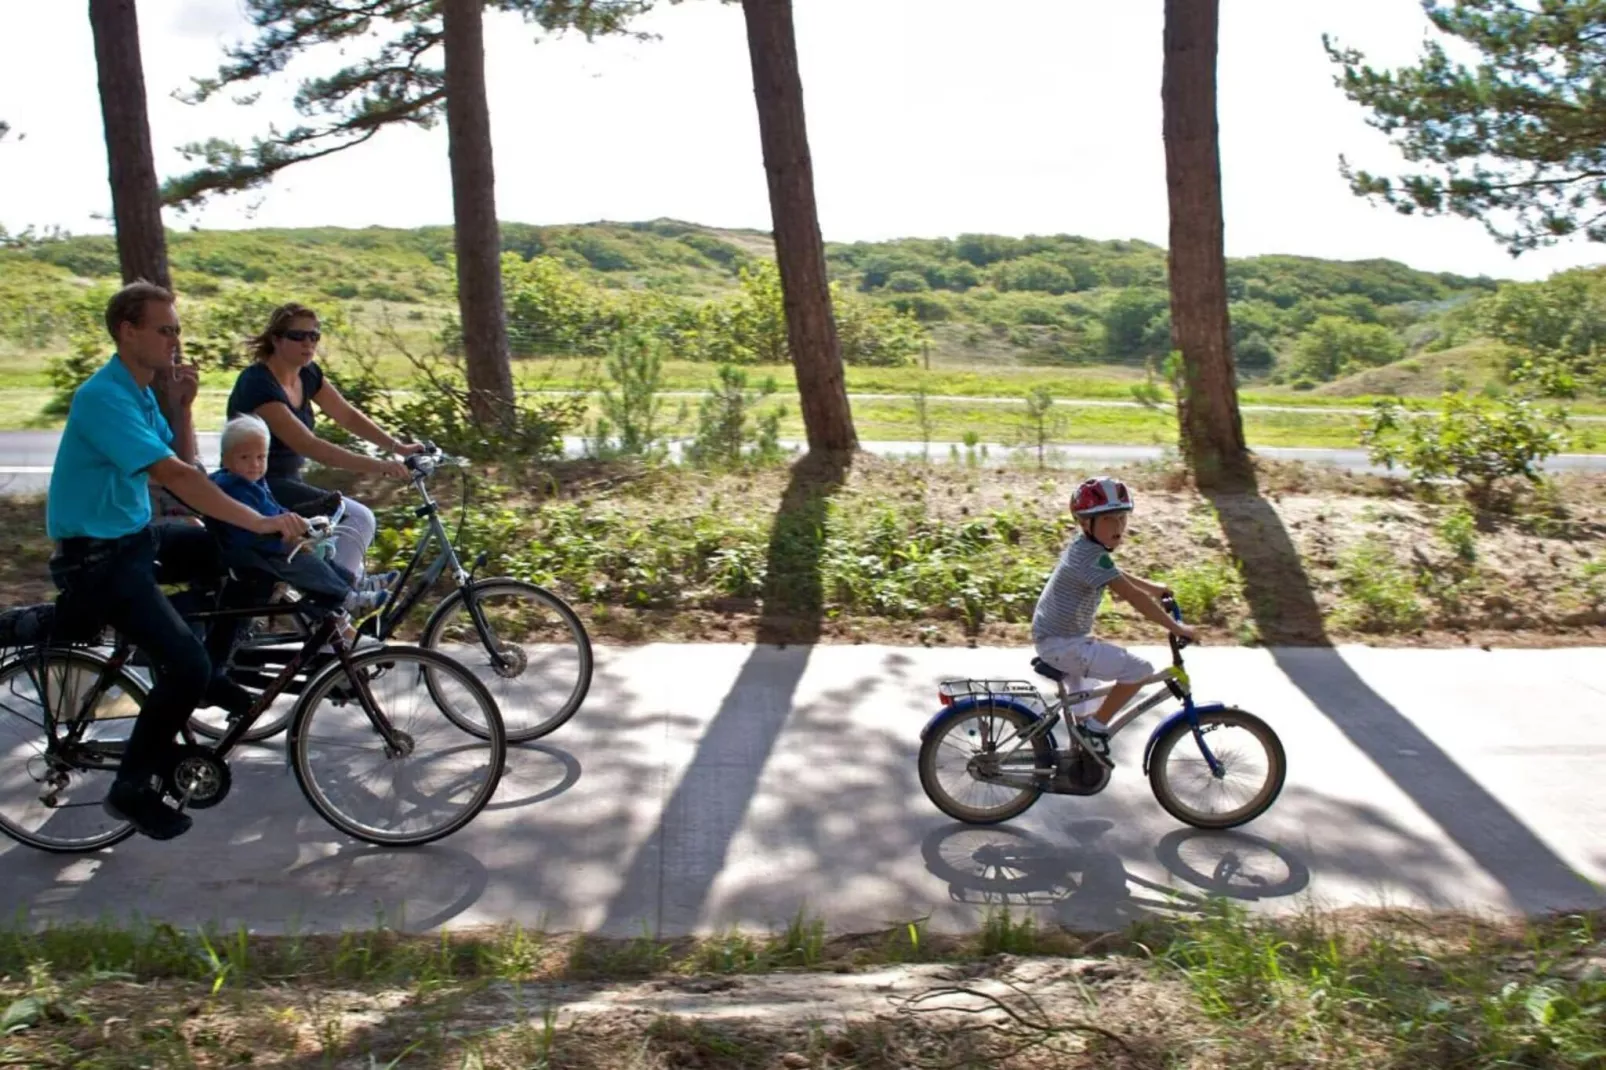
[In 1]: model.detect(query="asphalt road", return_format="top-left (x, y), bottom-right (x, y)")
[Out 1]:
top-left (1, 430), bottom-right (1603, 497)
top-left (2, 643), bottom-right (1601, 936)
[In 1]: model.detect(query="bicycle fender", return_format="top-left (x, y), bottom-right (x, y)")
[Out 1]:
top-left (920, 697), bottom-right (1060, 751)
top-left (1141, 702), bottom-right (1228, 775)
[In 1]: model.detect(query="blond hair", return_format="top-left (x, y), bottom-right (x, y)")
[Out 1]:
top-left (220, 413), bottom-right (270, 456)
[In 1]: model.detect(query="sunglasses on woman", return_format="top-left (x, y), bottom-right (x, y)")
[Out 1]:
top-left (280, 328), bottom-right (321, 343)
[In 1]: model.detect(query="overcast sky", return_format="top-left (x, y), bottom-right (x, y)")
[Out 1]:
top-left (2, 0), bottom-right (1602, 283)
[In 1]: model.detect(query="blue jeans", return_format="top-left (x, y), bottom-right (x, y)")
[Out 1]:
top-left (49, 525), bottom-right (257, 781)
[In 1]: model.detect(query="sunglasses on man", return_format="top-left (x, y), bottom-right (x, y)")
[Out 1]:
top-left (279, 328), bottom-right (321, 343)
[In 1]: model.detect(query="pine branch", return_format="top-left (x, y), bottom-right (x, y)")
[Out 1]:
top-left (166, 0), bottom-right (658, 211)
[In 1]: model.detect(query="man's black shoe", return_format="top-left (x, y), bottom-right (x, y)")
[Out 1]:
top-left (103, 778), bottom-right (192, 841)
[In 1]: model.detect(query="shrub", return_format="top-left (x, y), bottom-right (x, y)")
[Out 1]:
top-left (1162, 560), bottom-right (1241, 624)
top-left (589, 333), bottom-right (670, 460)
top-left (683, 364), bottom-right (784, 469)
top-left (1438, 506), bottom-right (1478, 562)
top-left (1362, 392), bottom-right (1568, 504)
top-left (45, 287), bottom-right (117, 415)
top-left (1291, 316), bottom-right (1405, 381)
top-left (1336, 539), bottom-right (1426, 632)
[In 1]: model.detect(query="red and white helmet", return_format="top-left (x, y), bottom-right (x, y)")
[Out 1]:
top-left (1070, 476), bottom-right (1133, 519)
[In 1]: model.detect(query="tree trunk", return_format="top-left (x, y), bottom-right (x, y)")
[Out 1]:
top-left (442, 0), bottom-right (515, 425)
top-left (1162, 0), bottom-right (1252, 490)
top-left (88, 0), bottom-right (170, 291)
top-left (740, 0), bottom-right (857, 454)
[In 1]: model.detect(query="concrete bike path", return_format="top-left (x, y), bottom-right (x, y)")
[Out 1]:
top-left (2, 643), bottom-right (1603, 936)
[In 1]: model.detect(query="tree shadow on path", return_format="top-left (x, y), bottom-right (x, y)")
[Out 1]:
top-left (1209, 477), bottom-right (1599, 915)
top-left (599, 451), bottom-right (853, 935)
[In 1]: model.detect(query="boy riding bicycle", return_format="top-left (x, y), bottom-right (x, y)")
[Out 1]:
top-left (1032, 476), bottom-right (1198, 754)
top-left (47, 281), bottom-right (308, 842)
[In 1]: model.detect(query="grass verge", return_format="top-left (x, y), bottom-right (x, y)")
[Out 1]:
top-left (1, 905), bottom-right (1600, 1068)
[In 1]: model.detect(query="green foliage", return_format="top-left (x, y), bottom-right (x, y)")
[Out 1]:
top-left (44, 285), bottom-right (120, 414)
top-left (1476, 267), bottom-right (1606, 396)
top-left (1363, 391), bottom-right (1569, 501)
top-left (1290, 315), bottom-right (1406, 381)
top-left (1336, 537), bottom-right (1427, 632)
top-left (1439, 505), bottom-right (1479, 562)
top-left (334, 340), bottom-right (581, 464)
top-left (1162, 560), bottom-right (1242, 624)
top-left (683, 365), bottom-right (784, 469)
top-left (1019, 386), bottom-right (1061, 469)
top-left (0, 223), bottom-right (1501, 384)
top-left (1165, 903), bottom-right (1606, 1067)
top-left (1101, 289), bottom-right (1171, 360)
top-left (589, 333), bottom-right (669, 460)
top-left (1327, 1), bottom-right (1606, 254)
top-left (183, 286), bottom-right (311, 372)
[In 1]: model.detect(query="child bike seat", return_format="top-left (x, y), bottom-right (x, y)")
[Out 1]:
top-left (1030, 657), bottom-right (1066, 682)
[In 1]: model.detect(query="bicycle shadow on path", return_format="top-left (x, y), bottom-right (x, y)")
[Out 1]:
top-left (922, 818), bottom-right (1312, 932)
top-left (599, 451), bottom-right (853, 935)
top-left (1208, 478), bottom-right (1599, 915)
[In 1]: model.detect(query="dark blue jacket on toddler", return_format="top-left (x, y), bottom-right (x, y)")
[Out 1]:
top-left (209, 469), bottom-right (357, 610)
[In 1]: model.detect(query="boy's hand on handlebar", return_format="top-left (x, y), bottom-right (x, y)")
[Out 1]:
top-left (1173, 623), bottom-right (1200, 644)
top-left (394, 441), bottom-right (426, 457)
top-left (257, 512), bottom-right (309, 540)
top-left (378, 459), bottom-right (410, 479)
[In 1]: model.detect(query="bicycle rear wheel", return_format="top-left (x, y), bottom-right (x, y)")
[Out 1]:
top-left (421, 579), bottom-right (592, 742)
top-left (286, 645), bottom-right (506, 847)
top-left (0, 650), bottom-right (141, 852)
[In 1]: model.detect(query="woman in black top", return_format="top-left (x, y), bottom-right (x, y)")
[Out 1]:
top-left (226, 303), bottom-right (420, 584)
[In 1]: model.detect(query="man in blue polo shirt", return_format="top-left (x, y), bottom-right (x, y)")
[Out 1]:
top-left (48, 280), bottom-right (308, 841)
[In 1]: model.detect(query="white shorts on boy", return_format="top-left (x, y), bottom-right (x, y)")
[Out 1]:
top-left (1034, 636), bottom-right (1155, 718)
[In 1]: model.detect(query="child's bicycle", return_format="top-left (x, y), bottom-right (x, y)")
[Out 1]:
top-left (918, 598), bottom-right (1285, 829)
top-left (198, 442), bottom-right (592, 746)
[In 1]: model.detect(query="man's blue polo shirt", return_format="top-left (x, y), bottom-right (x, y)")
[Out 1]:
top-left (46, 356), bottom-right (174, 541)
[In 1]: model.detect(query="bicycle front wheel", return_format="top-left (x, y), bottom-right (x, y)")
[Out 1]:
top-left (421, 579), bottom-right (592, 742)
top-left (0, 650), bottom-right (141, 853)
top-left (286, 645), bottom-right (506, 847)
top-left (1148, 707), bottom-right (1285, 830)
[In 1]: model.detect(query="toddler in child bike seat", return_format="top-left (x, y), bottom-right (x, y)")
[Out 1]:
top-left (209, 415), bottom-right (387, 645)
top-left (1031, 476), bottom-right (1199, 749)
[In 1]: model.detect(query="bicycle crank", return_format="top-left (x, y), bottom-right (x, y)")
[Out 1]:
top-left (165, 746), bottom-right (232, 810)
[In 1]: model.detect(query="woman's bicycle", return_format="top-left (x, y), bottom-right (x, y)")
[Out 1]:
top-left (0, 567), bottom-right (508, 855)
top-left (918, 598), bottom-right (1285, 829)
top-left (200, 442), bottom-right (593, 746)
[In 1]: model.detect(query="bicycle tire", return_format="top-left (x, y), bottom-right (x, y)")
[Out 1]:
top-left (0, 649), bottom-right (140, 853)
top-left (919, 703), bottom-right (1051, 825)
top-left (420, 578), bottom-right (592, 742)
top-left (1148, 707), bottom-right (1285, 830)
top-left (286, 644), bottom-right (506, 847)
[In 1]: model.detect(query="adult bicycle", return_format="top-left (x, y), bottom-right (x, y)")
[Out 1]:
top-left (202, 442), bottom-right (592, 745)
top-left (0, 565), bottom-right (507, 854)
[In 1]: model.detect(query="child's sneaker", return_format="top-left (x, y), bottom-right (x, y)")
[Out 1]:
top-left (360, 570), bottom-right (399, 594)
top-left (345, 587), bottom-right (390, 622)
top-left (1074, 717), bottom-right (1112, 760)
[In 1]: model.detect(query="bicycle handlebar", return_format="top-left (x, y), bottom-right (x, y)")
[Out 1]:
top-left (1161, 594), bottom-right (1192, 653)
top-left (403, 440), bottom-right (458, 480)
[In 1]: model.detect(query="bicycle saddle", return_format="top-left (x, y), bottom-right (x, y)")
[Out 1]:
top-left (1030, 657), bottom-right (1066, 682)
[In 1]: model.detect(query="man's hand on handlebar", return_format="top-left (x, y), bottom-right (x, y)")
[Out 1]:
top-left (1173, 622), bottom-right (1200, 644)
top-left (377, 459), bottom-right (411, 479)
top-left (255, 512), bottom-right (310, 541)
top-left (393, 441), bottom-right (426, 457)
